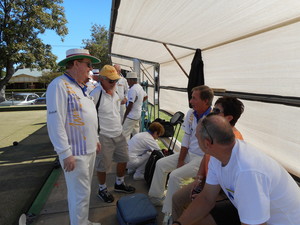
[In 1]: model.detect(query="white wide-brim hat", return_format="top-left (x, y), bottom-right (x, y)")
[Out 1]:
top-left (126, 72), bottom-right (138, 79)
top-left (92, 69), bottom-right (100, 75)
top-left (58, 49), bottom-right (101, 67)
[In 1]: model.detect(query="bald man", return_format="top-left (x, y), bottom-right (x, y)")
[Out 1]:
top-left (114, 64), bottom-right (129, 119)
top-left (173, 115), bottom-right (300, 225)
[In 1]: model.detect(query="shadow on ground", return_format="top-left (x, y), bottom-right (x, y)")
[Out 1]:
top-left (0, 125), bottom-right (56, 225)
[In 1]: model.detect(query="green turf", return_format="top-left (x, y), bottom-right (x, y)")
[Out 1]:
top-left (145, 104), bottom-right (184, 149)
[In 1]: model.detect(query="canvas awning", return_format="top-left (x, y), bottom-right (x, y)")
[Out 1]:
top-left (109, 0), bottom-right (300, 177)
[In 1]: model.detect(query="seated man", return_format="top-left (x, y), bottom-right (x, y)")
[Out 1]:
top-left (173, 115), bottom-right (300, 225)
top-left (127, 122), bottom-right (165, 180)
top-left (148, 86), bottom-right (214, 216)
top-left (172, 96), bottom-right (244, 221)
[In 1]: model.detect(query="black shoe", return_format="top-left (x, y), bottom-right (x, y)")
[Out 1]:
top-left (114, 182), bottom-right (136, 193)
top-left (97, 188), bottom-right (114, 203)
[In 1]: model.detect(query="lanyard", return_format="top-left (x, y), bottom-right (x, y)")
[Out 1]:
top-left (64, 73), bottom-right (87, 96)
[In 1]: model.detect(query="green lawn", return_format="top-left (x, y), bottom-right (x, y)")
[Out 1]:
top-left (144, 104), bottom-right (184, 149)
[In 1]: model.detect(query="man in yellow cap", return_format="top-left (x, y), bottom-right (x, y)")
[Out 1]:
top-left (47, 49), bottom-right (101, 225)
top-left (90, 65), bottom-right (135, 203)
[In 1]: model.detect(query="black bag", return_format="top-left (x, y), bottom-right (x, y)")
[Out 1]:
top-left (144, 150), bottom-right (165, 187)
top-left (144, 112), bottom-right (185, 186)
top-left (153, 118), bottom-right (174, 137)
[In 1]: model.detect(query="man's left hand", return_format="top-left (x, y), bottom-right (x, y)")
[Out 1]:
top-left (96, 142), bottom-right (101, 154)
top-left (121, 97), bottom-right (127, 105)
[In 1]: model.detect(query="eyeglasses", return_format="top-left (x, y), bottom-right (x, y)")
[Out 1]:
top-left (78, 60), bottom-right (93, 68)
top-left (202, 118), bottom-right (214, 144)
top-left (212, 107), bottom-right (223, 114)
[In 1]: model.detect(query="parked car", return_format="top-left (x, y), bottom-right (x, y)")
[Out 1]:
top-left (34, 92), bottom-right (46, 105)
top-left (0, 93), bottom-right (39, 106)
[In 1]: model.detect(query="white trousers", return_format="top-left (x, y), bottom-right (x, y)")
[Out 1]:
top-left (122, 118), bottom-right (140, 142)
top-left (148, 152), bottom-right (202, 214)
top-left (60, 152), bottom-right (96, 225)
top-left (127, 153), bottom-right (150, 175)
top-left (120, 104), bottom-right (126, 120)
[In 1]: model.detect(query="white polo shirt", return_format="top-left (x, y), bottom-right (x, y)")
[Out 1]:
top-left (116, 75), bottom-right (129, 101)
top-left (181, 109), bottom-right (210, 156)
top-left (127, 83), bottom-right (147, 120)
top-left (90, 83), bottom-right (122, 138)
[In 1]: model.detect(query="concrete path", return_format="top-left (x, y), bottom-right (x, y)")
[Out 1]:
top-left (33, 166), bottom-right (164, 225)
top-left (0, 110), bottom-right (165, 225)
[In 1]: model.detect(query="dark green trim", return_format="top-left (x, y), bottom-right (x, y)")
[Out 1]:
top-left (27, 168), bottom-right (62, 224)
top-left (0, 105), bottom-right (46, 112)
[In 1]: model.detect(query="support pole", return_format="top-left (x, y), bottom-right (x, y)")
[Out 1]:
top-left (163, 43), bottom-right (189, 78)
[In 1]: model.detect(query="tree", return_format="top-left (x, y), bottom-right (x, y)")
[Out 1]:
top-left (82, 24), bottom-right (111, 69)
top-left (0, 0), bottom-right (68, 95)
top-left (38, 71), bottom-right (61, 87)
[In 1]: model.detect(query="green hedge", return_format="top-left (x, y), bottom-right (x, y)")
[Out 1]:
top-left (5, 89), bottom-right (46, 93)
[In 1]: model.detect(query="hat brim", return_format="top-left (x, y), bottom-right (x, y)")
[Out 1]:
top-left (100, 73), bottom-right (121, 80)
top-left (58, 55), bottom-right (101, 67)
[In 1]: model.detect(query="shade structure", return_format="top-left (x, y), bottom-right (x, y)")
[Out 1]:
top-left (109, 0), bottom-right (300, 177)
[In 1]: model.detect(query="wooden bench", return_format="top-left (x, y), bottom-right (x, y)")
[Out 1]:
top-left (159, 137), bottom-right (181, 153)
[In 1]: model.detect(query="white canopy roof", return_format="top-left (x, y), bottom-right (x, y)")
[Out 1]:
top-left (110, 0), bottom-right (300, 177)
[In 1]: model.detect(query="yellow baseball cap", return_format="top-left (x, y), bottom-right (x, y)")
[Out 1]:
top-left (99, 65), bottom-right (120, 80)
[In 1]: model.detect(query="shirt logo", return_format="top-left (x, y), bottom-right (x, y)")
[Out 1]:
top-left (225, 188), bottom-right (234, 200)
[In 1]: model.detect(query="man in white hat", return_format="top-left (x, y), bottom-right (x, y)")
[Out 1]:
top-left (46, 49), bottom-right (101, 225)
top-left (122, 71), bottom-right (148, 142)
top-left (86, 69), bottom-right (100, 94)
top-left (90, 65), bottom-right (135, 204)
top-left (113, 64), bottom-right (129, 119)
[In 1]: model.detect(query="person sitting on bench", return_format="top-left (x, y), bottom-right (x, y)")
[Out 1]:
top-left (148, 85), bottom-right (214, 220)
top-left (173, 115), bottom-right (300, 225)
top-left (172, 96), bottom-right (244, 222)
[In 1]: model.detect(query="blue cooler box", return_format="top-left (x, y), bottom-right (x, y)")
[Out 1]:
top-left (117, 193), bottom-right (158, 225)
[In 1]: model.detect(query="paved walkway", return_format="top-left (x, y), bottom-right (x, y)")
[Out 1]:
top-left (33, 167), bottom-right (164, 225)
top-left (0, 110), bottom-right (165, 225)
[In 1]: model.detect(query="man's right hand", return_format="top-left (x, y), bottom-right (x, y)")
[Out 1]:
top-left (63, 155), bottom-right (76, 172)
top-left (190, 175), bottom-right (206, 199)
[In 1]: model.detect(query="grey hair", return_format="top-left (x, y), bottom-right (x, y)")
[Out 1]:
top-left (199, 115), bottom-right (235, 145)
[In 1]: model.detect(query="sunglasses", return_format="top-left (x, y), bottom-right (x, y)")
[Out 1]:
top-left (212, 107), bottom-right (223, 114)
top-left (78, 60), bottom-right (93, 68)
top-left (105, 77), bottom-right (119, 84)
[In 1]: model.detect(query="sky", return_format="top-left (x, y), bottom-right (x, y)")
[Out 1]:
top-left (39, 0), bottom-right (112, 63)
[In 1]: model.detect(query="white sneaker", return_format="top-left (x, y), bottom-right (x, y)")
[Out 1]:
top-left (88, 220), bottom-right (101, 225)
top-left (149, 196), bottom-right (165, 206)
top-left (162, 213), bottom-right (171, 225)
top-left (127, 168), bottom-right (135, 174)
top-left (133, 172), bottom-right (144, 180)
